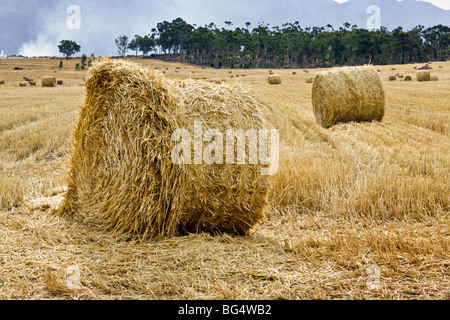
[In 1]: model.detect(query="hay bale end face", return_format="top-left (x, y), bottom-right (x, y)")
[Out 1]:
top-left (58, 59), bottom-right (270, 239)
top-left (42, 76), bottom-right (56, 87)
top-left (404, 76), bottom-right (412, 81)
top-left (416, 71), bottom-right (431, 82)
top-left (268, 75), bottom-right (282, 85)
top-left (312, 66), bottom-right (385, 128)
top-left (389, 76), bottom-right (397, 81)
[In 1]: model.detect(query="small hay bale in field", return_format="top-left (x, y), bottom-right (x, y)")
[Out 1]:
top-left (303, 70), bottom-right (309, 73)
top-left (305, 77), bottom-right (314, 84)
top-left (416, 71), bottom-right (431, 82)
top-left (0, 80), bottom-right (5, 85)
top-left (268, 70), bottom-right (273, 75)
top-left (42, 76), bottom-right (56, 87)
top-left (292, 71), bottom-right (297, 75)
top-left (58, 59), bottom-right (270, 239)
top-left (438, 66), bottom-right (443, 69)
top-left (413, 66), bottom-right (417, 70)
top-left (57, 80), bottom-right (63, 85)
top-left (389, 76), bottom-right (397, 81)
top-left (19, 82), bottom-right (27, 87)
top-left (391, 68), bottom-right (396, 71)
top-left (312, 66), bottom-right (385, 128)
top-left (404, 76), bottom-right (412, 81)
top-left (23, 76), bottom-right (29, 81)
top-left (228, 71), bottom-right (233, 74)
top-left (430, 75), bottom-right (438, 81)
top-left (29, 81), bottom-right (36, 86)
top-left (268, 75), bottom-right (282, 85)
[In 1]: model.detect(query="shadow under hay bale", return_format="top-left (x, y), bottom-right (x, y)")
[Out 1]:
top-left (268, 75), bottom-right (282, 85)
top-left (57, 80), bottom-right (63, 85)
top-left (58, 59), bottom-right (270, 239)
top-left (42, 76), bottom-right (56, 87)
top-left (416, 71), bottom-right (431, 82)
top-left (312, 66), bottom-right (385, 129)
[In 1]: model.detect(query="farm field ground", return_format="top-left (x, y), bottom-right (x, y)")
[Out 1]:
top-left (0, 57), bottom-right (449, 300)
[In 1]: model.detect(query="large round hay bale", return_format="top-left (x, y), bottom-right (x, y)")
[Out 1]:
top-left (312, 66), bottom-right (385, 128)
top-left (389, 76), bottom-right (397, 81)
top-left (58, 59), bottom-right (270, 239)
top-left (42, 76), bottom-right (56, 87)
top-left (404, 76), bottom-right (412, 81)
top-left (268, 75), bottom-right (282, 85)
top-left (430, 75), bottom-right (438, 81)
top-left (416, 71), bottom-right (431, 82)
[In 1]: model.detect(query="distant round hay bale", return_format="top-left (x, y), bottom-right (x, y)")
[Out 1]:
top-left (416, 71), bottom-right (431, 82)
top-left (413, 66), bottom-right (417, 70)
top-left (303, 70), bottom-right (309, 73)
top-left (0, 80), bottom-right (5, 85)
top-left (42, 76), bottom-right (56, 87)
top-left (57, 80), bottom-right (63, 85)
top-left (29, 81), bottom-right (37, 86)
top-left (268, 70), bottom-right (273, 75)
top-left (391, 68), bottom-right (396, 71)
top-left (19, 82), bottom-right (27, 87)
top-left (268, 75), bottom-right (282, 85)
top-left (58, 59), bottom-right (270, 239)
top-left (404, 76), bottom-right (412, 81)
top-left (228, 71), bottom-right (233, 74)
top-left (23, 76), bottom-right (29, 81)
top-left (305, 77), bottom-right (314, 84)
top-left (430, 75), bottom-right (438, 81)
top-left (312, 66), bottom-right (385, 128)
top-left (389, 76), bottom-right (397, 81)
top-left (292, 71), bottom-right (297, 75)
top-left (438, 66), bottom-right (443, 69)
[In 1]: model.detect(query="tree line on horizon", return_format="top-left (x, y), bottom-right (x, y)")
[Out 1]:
top-left (61, 18), bottom-right (450, 69)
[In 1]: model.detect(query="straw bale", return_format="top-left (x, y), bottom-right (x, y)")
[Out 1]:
top-left (389, 76), bottom-right (397, 81)
top-left (42, 76), bottom-right (56, 87)
top-left (430, 75), bottom-right (438, 81)
top-left (0, 80), bottom-right (4, 85)
top-left (404, 76), bottom-right (412, 81)
top-left (58, 59), bottom-right (270, 239)
top-left (416, 71), bottom-right (431, 82)
top-left (268, 75), bottom-right (282, 85)
top-left (312, 66), bottom-right (385, 128)
top-left (19, 82), bottom-right (27, 87)
top-left (305, 77), bottom-right (314, 84)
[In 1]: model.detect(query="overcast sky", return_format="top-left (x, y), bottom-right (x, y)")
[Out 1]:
top-left (0, 0), bottom-right (448, 57)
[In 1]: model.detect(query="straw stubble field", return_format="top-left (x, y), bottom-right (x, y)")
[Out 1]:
top-left (0, 58), bottom-right (449, 300)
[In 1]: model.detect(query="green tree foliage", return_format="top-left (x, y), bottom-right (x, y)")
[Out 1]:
top-left (124, 18), bottom-right (449, 68)
top-left (115, 35), bottom-right (129, 57)
top-left (58, 40), bottom-right (81, 59)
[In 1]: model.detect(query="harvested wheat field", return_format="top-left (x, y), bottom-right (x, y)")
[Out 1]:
top-left (0, 58), bottom-right (449, 300)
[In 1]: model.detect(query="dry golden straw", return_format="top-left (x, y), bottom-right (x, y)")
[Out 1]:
top-left (430, 75), bottom-right (438, 81)
top-left (58, 59), bottom-right (270, 239)
top-left (268, 75), bottom-right (282, 85)
top-left (416, 71), bottom-right (431, 82)
top-left (312, 66), bottom-right (385, 128)
top-left (305, 77), bottom-right (314, 84)
top-left (42, 76), bottom-right (56, 87)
